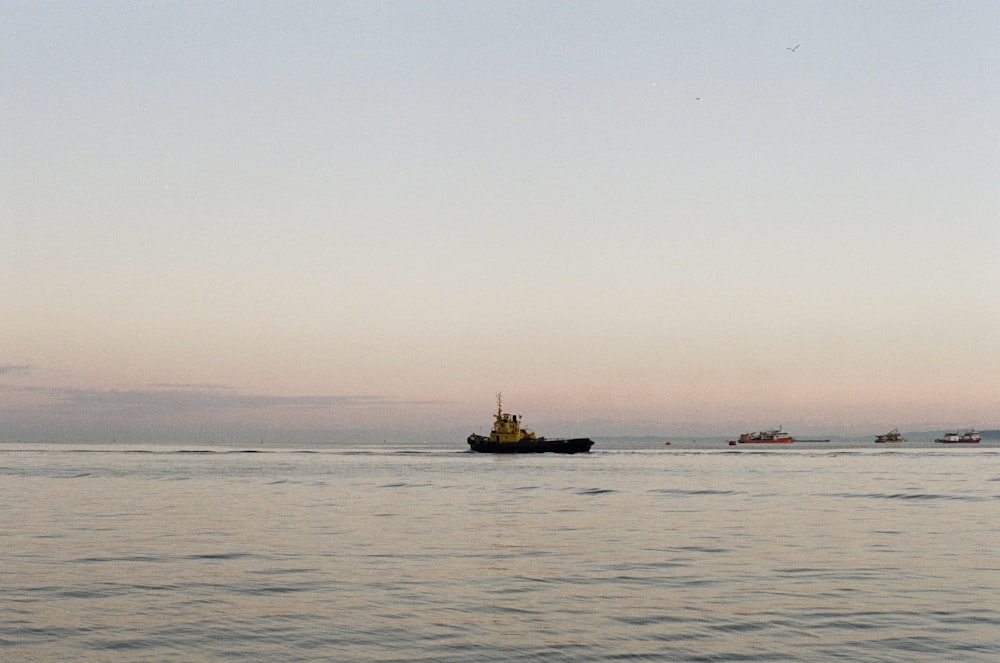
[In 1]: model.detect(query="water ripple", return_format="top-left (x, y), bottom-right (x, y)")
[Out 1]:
top-left (3, 443), bottom-right (998, 662)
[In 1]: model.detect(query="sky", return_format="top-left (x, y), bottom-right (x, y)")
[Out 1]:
top-left (3, 1), bottom-right (999, 442)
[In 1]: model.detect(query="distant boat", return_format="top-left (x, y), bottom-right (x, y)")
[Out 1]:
top-left (729, 427), bottom-right (793, 445)
top-left (467, 393), bottom-right (594, 454)
top-left (875, 428), bottom-right (905, 444)
top-left (934, 429), bottom-right (980, 444)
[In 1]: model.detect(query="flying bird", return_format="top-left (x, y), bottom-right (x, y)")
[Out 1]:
top-left (786, 44), bottom-right (800, 52)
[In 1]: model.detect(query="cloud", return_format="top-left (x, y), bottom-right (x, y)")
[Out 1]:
top-left (2, 380), bottom-right (446, 429)
top-left (0, 384), bottom-right (449, 442)
top-left (46, 387), bottom-right (404, 412)
top-left (150, 382), bottom-right (234, 391)
top-left (12, 385), bottom-right (443, 417)
top-left (0, 364), bottom-right (31, 376)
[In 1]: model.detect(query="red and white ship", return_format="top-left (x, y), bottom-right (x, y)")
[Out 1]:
top-left (729, 427), bottom-right (794, 445)
top-left (934, 429), bottom-right (980, 444)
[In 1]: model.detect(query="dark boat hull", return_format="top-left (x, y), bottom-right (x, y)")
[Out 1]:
top-left (467, 434), bottom-right (593, 454)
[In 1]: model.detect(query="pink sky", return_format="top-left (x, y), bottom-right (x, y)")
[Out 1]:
top-left (3, 3), bottom-right (998, 442)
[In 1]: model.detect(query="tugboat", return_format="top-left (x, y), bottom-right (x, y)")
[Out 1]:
top-left (467, 394), bottom-right (594, 454)
top-left (728, 427), bottom-right (793, 445)
top-left (935, 429), bottom-right (981, 444)
top-left (875, 428), bottom-right (905, 443)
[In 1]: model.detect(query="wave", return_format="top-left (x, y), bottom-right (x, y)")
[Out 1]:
top-left (824, 491), bottom-right (988, 502)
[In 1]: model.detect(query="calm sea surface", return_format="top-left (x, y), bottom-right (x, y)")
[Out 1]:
top-left (2, 440), bottom-right (998, 662)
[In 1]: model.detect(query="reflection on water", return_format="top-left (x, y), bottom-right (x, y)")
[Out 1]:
top-left (2, 446), bottom-right (998, 661)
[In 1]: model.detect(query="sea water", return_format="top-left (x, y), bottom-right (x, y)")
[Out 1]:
top-left (2, 442), bottom-right (998, 662)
